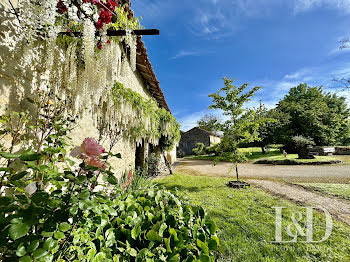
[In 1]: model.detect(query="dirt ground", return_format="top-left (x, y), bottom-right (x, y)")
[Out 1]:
top-left (175, 159), bottom-right (350, 183)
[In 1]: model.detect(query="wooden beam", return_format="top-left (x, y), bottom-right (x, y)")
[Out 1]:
top-left (59, 29), bottom-right (159, 37)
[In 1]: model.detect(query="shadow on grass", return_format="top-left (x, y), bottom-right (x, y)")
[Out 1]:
top-left (184, 150), bottom-right (283, 163)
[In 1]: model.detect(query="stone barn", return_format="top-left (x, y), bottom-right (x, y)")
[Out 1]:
top-left (179, 127), bottom-right (221, 155)
top-left (0, 0), bottom-right (180, 177)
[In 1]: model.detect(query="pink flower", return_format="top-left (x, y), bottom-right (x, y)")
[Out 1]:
top-left (71, 137), bottom-right (105, 158)
top-left (81, 138), bottom-right (105, 156)
top-left (86, 156), bottom-right (107, 169)
top-left (71, 138), bottom-right (107, 170)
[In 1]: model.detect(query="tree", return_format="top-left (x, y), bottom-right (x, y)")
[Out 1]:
top-left (208, 77), bottom-right (262, 181)
top-left (197, 114), bottom-right (221, 131)
top-left (276, 84), bottom-right (350, 146)
top-left (252, 102), bottom-right (286, 153)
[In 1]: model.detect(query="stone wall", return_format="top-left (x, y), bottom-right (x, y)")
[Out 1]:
top-left (179, 128), bottom-right (211, 155)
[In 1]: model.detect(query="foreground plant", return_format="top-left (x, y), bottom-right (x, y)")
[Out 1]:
top-left (0, 93), bottom-right (219, 261)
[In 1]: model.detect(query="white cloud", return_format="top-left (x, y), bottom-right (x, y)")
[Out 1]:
top-left (294, 0), bottom-right (350, 14)
top-left (177, 109), bottom-right (227, 132)
top-left (171, 50), bottom-right (202, 60)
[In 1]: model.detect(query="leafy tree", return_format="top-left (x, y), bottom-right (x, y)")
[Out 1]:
top-left (276, 83), bottom-right (350, 146)
top-left (208, 77), bottom-right (262, 181)
top-left (251, 102), bottom-right (287, 153)
top-left (197, 114), bottom-right (221, 132)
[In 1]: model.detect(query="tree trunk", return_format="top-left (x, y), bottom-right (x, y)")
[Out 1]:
top-left (235, 164), bottom-right (239, 181)
top-left (261, 146), bottom-right (266, 154)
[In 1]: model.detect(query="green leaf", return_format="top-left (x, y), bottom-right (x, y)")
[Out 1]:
top-left (20, 151), bottom-right (42, 161)
top-left (0, 196), bottom-right (12, 206)
top-left (196, 239), bottom-right (209, 256)
top-left (16, 245), bottom-right (27, 257)
top-left (208, 239), bottom-right (218, 251)
top-left (19, 256), bottom-right (32, 262)
top-left (146, 230), bottom-right (162, 242)
top-left (10, 171), bottom-right (28, 181)
top-left (205, 220), bottom-right (219, 235)
top-left (164, 238), bottom-right (172, 253)
top-left (198, 254), bottom-right (210, 262)
top-left (168, 254), bottom-right (180, 262)
top-left (159, 223), bottom-right (167, 237)
top-left (0, 167), bottom-right (11, 172)
top-left (44, 238), bottom-right (58, 251)
top-left (9, 222), bottom-right (30, 240)
top-left (128, 248), bottom-right (137, 257)
top-left (131, 225), bottom-right (141, 240)
top-left (32, 248), bottom-right (48, 259)
top-left (169, 228), bottom-right (178, 242)
top-left (54, 231), bottom-right (65, 240)
top-left (59, 222), bottom-right (71, 232)
top-left (27, 239), bottom-right (39, 252)
top-left (77, 175), bottom-right (87, 184)
top-left (0, 152), bottom-right (21, 159)
top-left (41, 231), bottom-right (53, 237)
top-left (107, 174), bottom-right (118, 185)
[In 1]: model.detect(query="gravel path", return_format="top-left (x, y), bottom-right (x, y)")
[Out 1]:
top-left (248, 179), bottom-right (350, 225)
top-left (174, 159), bottom-right (350, 225)
top-left (175, 159), bottom-right (350, 183)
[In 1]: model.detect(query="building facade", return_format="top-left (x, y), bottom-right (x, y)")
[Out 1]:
top-left (179, 127), bottom-right (221, 155)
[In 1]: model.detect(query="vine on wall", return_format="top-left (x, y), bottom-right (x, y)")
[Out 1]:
top-left (110, 82), bottom-right (181, 150)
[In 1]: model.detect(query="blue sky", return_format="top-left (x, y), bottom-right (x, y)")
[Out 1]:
top-left (132, 0), bottom-right (350, 131)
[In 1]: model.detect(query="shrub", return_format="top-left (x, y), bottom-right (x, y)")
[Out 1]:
top-left (145, 153), bottom-right (161, 177)
top-left (176, 149), bottom-right (185, 158)
top-left (192, 143), bottom-right (205, 156)
top-left (205, 144), bottom-right (220, 156)
top-left (291, 135), bottom-right (315, 159)
top-left (0, 93), bottom-right (220, 261)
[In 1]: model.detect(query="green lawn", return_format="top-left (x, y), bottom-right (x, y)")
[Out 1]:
top-left (156, 174), bottom-right (350, 261)
top-left (184, 148), bottom-right (281, 162)
top-left (296, 183), bottom-right (350, 201)
top-left (185, 147), bottom-right (350, 164)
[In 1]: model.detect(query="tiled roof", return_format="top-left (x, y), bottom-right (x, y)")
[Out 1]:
top-left (122, 1), bottom-right (171, 112)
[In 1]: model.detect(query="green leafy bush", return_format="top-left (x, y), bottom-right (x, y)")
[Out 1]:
top-left (205, 144), bottom-right (220, 156)
top-left (0, 92), bottom-right (219, 261)
top-left (192, 143), bottom-right (205, 156)
top-left (291, 136), bottom-right (315, 159)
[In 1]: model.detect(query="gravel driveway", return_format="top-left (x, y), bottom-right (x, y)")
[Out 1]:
top-left (249, 179), bottom-right (350, 225)
top-left (174, 159), bottom-right (350, 225)
top-left (175, 159), bottom-right (350, 183)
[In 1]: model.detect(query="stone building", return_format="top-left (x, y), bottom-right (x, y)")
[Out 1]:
top-left (0, 0), bottom-right (178, 177)
top-left (179, 127), bottom-right (222, 155)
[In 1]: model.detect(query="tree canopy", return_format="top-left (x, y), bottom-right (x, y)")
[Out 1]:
top-left (197, 114), bottom-right (221, 131)
top-left (276, 83), bottom-right (349, 146)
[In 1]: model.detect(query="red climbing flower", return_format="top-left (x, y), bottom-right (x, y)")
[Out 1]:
top-left (57, 0), bottom-right (68, 13)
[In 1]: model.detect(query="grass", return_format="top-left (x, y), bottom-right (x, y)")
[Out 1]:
top-left (184, 147), bottom-right (350, 164)
top-left (296, 183), bottom-right (350, 201)
top-left (156, 174), bottom-right (350, 261)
